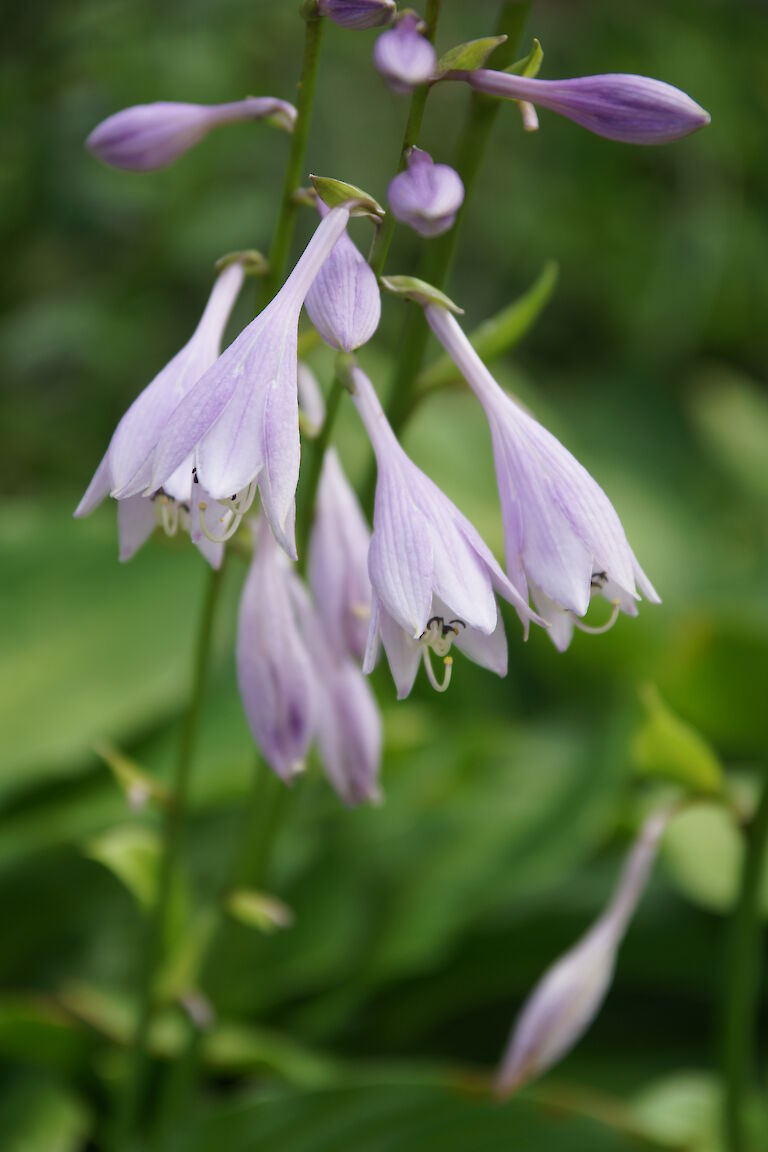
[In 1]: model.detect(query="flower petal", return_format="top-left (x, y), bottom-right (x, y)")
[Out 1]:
top-left (117, 497), bottom-right (157, 561)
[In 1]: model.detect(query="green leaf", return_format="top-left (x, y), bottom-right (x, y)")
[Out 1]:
top-left (309, 176), bottom-right (384, 219)
top-left (380, 275), bottom-right (464, 314)
top-left (632, 684), bottom-right (723, 796)
top-left (0, 1077), bottom-right (91, 1152)
top-left (202, 1021), bottom-right (338, 1085)
top-left (225, 888), bottom-right (294, 933)
top-left (688, 368), bottom-right (768, 502)
top-left (435, 35), bottom-right (508, 77)
top-left (82, 824), bottom-right (162, 909)
top-left (94, 741), bottom-right (171, 809)
top-left (630, 1073), bottom-right (720, 1152)
top-left (507, 38), bottom-right (544, 78)
top-left (416, 261), bottom-right (558, 393)
top-left (662, 800), bottom-right (768, 915)
top-left (0, 996), bottom-right (91, 1077)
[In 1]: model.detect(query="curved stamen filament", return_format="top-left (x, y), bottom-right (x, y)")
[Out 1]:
top-left (198, 502), bottom-right (243, 544)
top-left (572, 600), bottom-right (621, 636)
top-left (422, 649), bottom-right (453, 693)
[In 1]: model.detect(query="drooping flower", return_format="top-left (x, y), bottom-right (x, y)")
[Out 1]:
top-left (297, 361), bottom-right (326, 437)
top-left (350, 365), bottom-right (540, 698)
top-left (443, 70), bottom-right (709, 145)
top-left (120, 206), bottom-right (351, 559)
top-left (318, 0), bottom-right (395, 30)
top-left (237, 516), bottom-right (381, 803)
top-left (387, 148), bottom-right (464, 238)
top-left (87, 97), bottom-right (297, 171)
top-left (74, 260), bottom-right (246, 566)
top-left (309, 448), bottom-right (372, 662)
top-left (425, 305), bottom-right (660, 650)
top-left (373, 11), bottom-right (437, 94)
top-left (304, 202), bottom-right (381, 351)
top-left (496, 811), bottom-right (669, 1095)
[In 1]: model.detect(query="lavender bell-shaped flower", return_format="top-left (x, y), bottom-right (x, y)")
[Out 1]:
top-left (350, 365), bottom-right (540, 698)
top-left (447, 70), bottom-right (709, 145)
top-left (87, 97), bottom-right (297, 171)
top-left (237, 518), bottom-right (316, 781)
top-left (304, 202), bottom-right (381, 351)
top-left (425, 305), bottom-right (660, 651)
top-left (122, 206), bottom-right (351, 559)
top-left (318, 0), bottom-right (395, 30)
top-left (74, 260), bottom-right (246, 567)
top-left (388, 148), bottom-right (465, 238)
top-left (373, 11), bottom-right (437, 94)
top-left (497, 811), bottom-right (669, 1094)
top-left (309, 448), bottom-right (372, 663)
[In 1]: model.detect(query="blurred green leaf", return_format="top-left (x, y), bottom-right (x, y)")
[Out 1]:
top-left (416, 261), bottom-right (559, 394)
top-left (632, 684), bottom-right (723, 796)
top-left (83, 824), bottom-right (161, 909)
top-left (226, 889), bottom-right (294, 933)
top-left (689, 369), bottom-right (768, 502)
top-left (435, 35), bottom-right (509, 77)
top-left (0, 1075), bottom-right (91, 1152)
top-left (630, 1072), bottom-right (720, 1151)
top-left (662, 801), bottom-right (768, 915)
top-left (0, 996), bottom-right (90, 1077)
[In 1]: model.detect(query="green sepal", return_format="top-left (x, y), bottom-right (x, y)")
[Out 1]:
top-left (506, 38), bottom-right (544, 78)
top-left (310, 175), bottom-right (385, 220)
top-left (215, 249), bottom-right (270, 277)
top-left (94, 741), bottom-right (170, 810)
top-left (435, 35), bottom-right (508, 77)
top-left (380, 275), bottom-right (464, 314)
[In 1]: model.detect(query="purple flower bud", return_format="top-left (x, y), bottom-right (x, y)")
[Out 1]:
top-left (309, 448), bottom-right (372, 662)
top-left (304, 203), bottom-right (381, 351)
top-left (87, 97), bottom-right (297, 172)
top-left (373, 12), bottom-right (437, 94)
top-left (237, 518), bottom-right (316, 781)
top-left (318, 0), bottom-right (395, 30)
top-left (453, 70), bottom-right (709, 145)
top-left (297, 361), bottom-right (326, 436)
top-left (388, 148), bottom-right (464, 238)
top-left (497, 812), bottom-right (669, 1094)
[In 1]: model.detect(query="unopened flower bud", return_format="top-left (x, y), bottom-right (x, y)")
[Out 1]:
top-left (304, 202), bottom-right (381, 351)
top-left (373, 12), bottom-right (437, 93)
top-left (496, 811), bottom-right (669, 1095)
top-left (297, 361), bottom-right (326, 437)
top-left (87, 97), bottom-right (297, 172)
top-left (318, 0), bottom-right (395, 30)
top-left (388, 148), bottom-right (464, 237)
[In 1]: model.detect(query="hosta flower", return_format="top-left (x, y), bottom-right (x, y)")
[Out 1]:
top-left (446, 70), bottom-right (709, 145)
top-left (87, 97), bottom-right (297, 171)
top-left (350, 365), bottom-right (539, 698)
top-left (373, 12), bottom-right (437, 93)
top-left (425, 305), bottom-right (660, 650)
top-left (304, 202), bottom-right (381, 351)
top-left (388, 148), bottom-right (464, 238)
top-left (309, 448), bottom-right (372, 662)
top-left (121, 206), bottom-right (351, 559)
top-left (74, 260), bottom-right (246, 566)
top-left (297, 361), bottom-right (325, 437)
top-left (237, 517), bottom-right (381, 803)
top-left (497, 811), bottom-right (669, 1094)
top-left (318, 0), bottom-right (395, 30)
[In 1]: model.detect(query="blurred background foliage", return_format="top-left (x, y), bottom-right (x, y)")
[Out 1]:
top-left (2, 0), bottom-right (768, 1148)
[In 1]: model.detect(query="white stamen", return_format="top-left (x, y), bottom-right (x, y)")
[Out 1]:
top-left (196, 481), bottom-right (259, 544)
top-left (423, 650), bottom-right (453, 693)
top-left (572, 600), bottom-right (621, 636)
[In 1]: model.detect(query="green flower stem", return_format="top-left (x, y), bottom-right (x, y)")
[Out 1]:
top-left (382, 0), bottom-right (533, 438)
top-left (724, 768), bottom-right (768, 1152)
top-left (261, 3), bottom-right (325, 306)
top-left (367, 0), bottom-right (443, 277)
top-left (116, 560), bottom-right (226, 1149)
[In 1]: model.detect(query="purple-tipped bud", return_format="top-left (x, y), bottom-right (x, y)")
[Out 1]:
top-left (388, 148), bottom-right (464, 238)
top-left (496, 811), bottom-right (669, 1095)
top-left (373, 12), bottom-right (437, 94)
top-left (309, 448), bottom-right (372, 662)
top-left (87, 97), bottom-right (297, 172)
top-left (454, 70), bottom-right (709, 145)
top-left (304, 203), bottom-right (381, 351)
top-left (318, 0), bottom-right (395, 30)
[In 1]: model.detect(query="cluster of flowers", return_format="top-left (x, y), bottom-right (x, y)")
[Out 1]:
top-left (78, 0), bottom-right (708, 1087)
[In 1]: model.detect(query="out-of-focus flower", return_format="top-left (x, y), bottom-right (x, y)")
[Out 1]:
top-left (237, 518), bottom-right (316, 781)
top-left (237, 517), bottom-right (381, 803)
top-left (304, 202), bottom-right (381, 351)
top-left (388, 148), bottom-right (464, 238)
top-left (318, 0), bottom-right (395, 30)
top-left (425, 305), bottom-right (659, 651)
top-left (350, 364), bottom-right (540, 698)
top-left (444, 70), bottom-right (709, 145)
top-left (496, 811), bottom-right (669, 1094)
top-left (87, 97), bottom-right (297, 171)
top-left (309, 448), bottom-right (372, 662)
top-left (74, 260), bottom-right (246, 566)
top-left (121, 207), bottom-right (351, 559)
top-left (297, 361), bottom-right (326, 437)
top-left (373, 11), bottom-right (437, 93)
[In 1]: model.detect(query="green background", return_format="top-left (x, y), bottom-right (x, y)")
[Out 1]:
top-left (1, 0), bottom-right (767, 1148)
